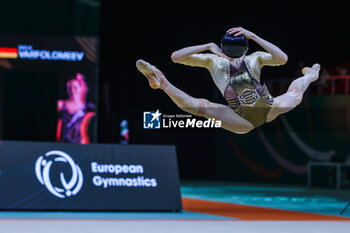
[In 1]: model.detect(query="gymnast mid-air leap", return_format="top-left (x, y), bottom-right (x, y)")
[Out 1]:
top-left (136, 27), bottom-right (320, 134)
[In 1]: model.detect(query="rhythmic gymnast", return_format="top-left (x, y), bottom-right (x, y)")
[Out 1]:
top-left (136, 27), bottom-right (320, 134)
top-left (57, 73), bottom-right (95, 144)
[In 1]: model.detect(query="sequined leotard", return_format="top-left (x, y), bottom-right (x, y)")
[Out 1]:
top-left (179, 51), bottom-right (280, 128)
top-left (59, 102), bottom-right (94, 143)
top-left (224, 60), bottom-right (274, 127)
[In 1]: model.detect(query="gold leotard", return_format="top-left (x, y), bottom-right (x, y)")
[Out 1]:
top-left (225, 61), bottom-right (273, 127)
top-left (179, 51), bottom-right (280, 128)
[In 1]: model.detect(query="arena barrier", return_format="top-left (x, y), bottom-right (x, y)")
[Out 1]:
top-left (0, 141), bottom-right (182, 211)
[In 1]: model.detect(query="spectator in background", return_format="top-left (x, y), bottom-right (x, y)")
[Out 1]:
top-left (319, 67), bottom-right (330, 88)
top-left (335, 65), bottom-right (349, 75)
top-left (56, 73), bottom-right (95, 144)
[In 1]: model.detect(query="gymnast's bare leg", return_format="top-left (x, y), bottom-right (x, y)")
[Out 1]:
top-left (266, 63), bottom-right (320, 122)
top-left (136, 59), bottom-right (254, 134)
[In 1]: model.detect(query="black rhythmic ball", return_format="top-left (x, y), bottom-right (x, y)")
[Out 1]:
top-left (221, 33), bottom-right (249, 58)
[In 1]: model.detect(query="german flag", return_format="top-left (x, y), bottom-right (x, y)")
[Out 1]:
top-left (0, 47), bottom-right (18, 59)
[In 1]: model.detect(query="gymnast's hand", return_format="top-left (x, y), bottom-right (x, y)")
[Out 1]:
top-left (227, 26), bottom-right (288, 65)
top-left (226, 27), bottom-right (256, 40)
top-left (208, 42), bottom-right (232, 61)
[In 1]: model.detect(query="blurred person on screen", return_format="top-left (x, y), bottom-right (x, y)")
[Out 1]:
top-left (56, 73), bottom-right (95, 144)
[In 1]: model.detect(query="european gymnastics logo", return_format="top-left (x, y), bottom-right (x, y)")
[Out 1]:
top-left (35, 150), bottom-right (83, 198)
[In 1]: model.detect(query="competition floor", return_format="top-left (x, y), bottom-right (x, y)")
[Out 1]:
top-left (1, 181), bottom-right (350, 232)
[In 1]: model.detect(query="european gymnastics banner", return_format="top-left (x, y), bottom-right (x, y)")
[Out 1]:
top-left (0, 141), bottom-right (182, 211)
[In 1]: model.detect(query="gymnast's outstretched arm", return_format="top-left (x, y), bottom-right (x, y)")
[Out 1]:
top-left (171, 43), bottom-right (231, 63)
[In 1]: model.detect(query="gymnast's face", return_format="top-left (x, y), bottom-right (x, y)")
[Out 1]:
top-left (67, 79), bottom-right (82, 96)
